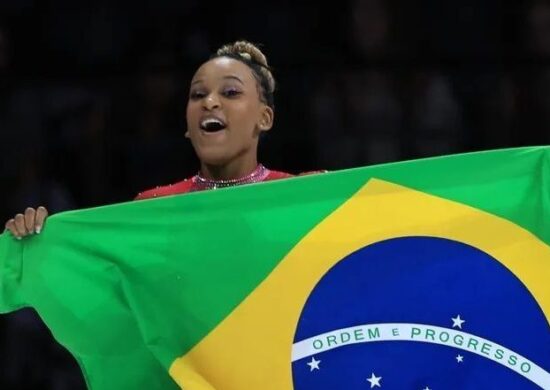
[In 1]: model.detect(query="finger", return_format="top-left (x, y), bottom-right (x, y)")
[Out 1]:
top-left (4, 219), bottom-right (20, 239)
top-left (35, 207), bottom-right (48, 234)
top-left (24, 208), bottom-right (36, 234)
top-left (14, 214), bottom-right (28, 237)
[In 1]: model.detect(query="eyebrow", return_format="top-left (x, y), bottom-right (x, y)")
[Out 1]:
top-left (191, 75), bottom-right (244, 86)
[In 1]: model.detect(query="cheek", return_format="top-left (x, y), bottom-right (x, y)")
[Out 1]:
top-left (230, 101), bottom-right (260, 129)
top-left (186, 102), bottom-right (198, 127)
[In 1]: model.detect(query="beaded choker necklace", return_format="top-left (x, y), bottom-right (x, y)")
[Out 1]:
top-left (192, 164), bottom-right (270, 190)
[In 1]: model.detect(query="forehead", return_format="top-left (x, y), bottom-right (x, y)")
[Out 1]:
top-left (191, 57), bottom-right (256, 86)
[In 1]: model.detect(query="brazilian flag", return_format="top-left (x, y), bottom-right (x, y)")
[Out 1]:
top-left (1, 147), bottom-right (549, 389)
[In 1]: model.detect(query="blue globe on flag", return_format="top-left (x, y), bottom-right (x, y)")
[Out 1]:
top-left (292, 237), bottom-right (550, 389)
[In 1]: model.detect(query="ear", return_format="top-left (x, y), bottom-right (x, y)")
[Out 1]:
top-left (258, 105), bottom-right (274, 132)
top-left (185, 129), bottom-right (190, 138)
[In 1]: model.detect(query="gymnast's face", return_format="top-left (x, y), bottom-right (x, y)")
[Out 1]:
top-left (185, 57), bottom-right (273, 166)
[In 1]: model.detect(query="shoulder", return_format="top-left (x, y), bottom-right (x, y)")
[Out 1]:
top-left (298, 169), bottom-right (328, 176)
top-left (134, 179), bottom-right (194, 200)
top-left (264, 169), bottom-right (328, 182)
top-left (264, 170), bottom-right (293, 181)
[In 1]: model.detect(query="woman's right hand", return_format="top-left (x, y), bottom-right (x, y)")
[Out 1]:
top-left (4, 207), bottom-right (49, 239)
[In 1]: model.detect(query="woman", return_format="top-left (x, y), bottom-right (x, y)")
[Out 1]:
top-left (5, 40), bottom-right (321, 238)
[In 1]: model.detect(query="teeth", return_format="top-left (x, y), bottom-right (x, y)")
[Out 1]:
top-left (201, 118), bottom-right (224, 127)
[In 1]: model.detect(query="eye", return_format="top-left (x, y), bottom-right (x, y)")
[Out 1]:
top-left (189, 90), bottom-right (206, 100)
top-left (222, 88), bottom-right (242, 98)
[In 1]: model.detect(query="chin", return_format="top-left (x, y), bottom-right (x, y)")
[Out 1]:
top-left (195, 149), bottom-right (232, 167)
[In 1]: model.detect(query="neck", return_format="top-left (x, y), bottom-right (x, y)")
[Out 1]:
top-left (200, 154), bottom-right (259, 181)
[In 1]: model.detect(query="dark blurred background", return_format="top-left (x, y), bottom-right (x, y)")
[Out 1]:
top-left (0, 0), bottom-right (549, 388)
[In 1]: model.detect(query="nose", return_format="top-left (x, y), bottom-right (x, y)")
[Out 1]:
top-left (203, 93), bottom-right (221, 110)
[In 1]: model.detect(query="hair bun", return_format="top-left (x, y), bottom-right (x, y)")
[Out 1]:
top-left (217, 40), bottom-right (268, 67)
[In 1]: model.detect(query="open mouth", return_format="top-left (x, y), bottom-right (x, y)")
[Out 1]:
top-left (200, 118), bottom-right (227, 133)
